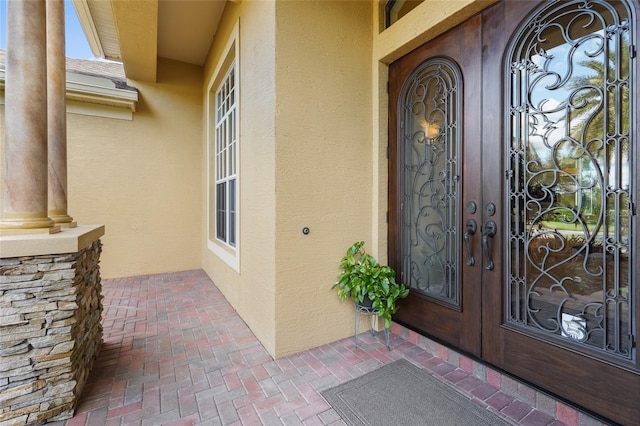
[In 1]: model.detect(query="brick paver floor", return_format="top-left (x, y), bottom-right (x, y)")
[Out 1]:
top-left (51, 270), bottom-right (609, 426)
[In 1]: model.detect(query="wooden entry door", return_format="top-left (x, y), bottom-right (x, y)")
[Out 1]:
top-left (389, 1), bottom-right (639, 424)
top-left (388, 13), bottom-right (483, 356)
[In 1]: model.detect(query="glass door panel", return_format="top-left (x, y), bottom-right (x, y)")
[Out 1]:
top-left (505, 0), bottom-right (635, 361)
top-left (402, 59), bottom-right (462, 308)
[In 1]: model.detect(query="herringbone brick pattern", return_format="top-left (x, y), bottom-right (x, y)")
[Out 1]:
top-left (49, 270), bottom-right (608, 426)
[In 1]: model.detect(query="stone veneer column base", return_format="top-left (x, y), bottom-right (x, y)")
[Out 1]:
top-left (0, 225), bottom-right (105, 424)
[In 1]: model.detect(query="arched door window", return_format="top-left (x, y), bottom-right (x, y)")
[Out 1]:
top-left (505, 0), bottom-right (636, 361)
top-left (399, 58), bottom-right (463, 308)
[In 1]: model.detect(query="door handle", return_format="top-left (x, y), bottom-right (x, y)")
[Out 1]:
top-left (463, 219), bottom-right (477, 266)
top-left (482, 220), bottom-right (497, 270)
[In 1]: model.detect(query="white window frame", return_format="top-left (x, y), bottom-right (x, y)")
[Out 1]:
top-left (206, 20), bottom-right (240, 271)
top-left (214, 65), bottom-right (237, 247)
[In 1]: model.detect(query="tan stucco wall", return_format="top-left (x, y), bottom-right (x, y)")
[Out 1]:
top-left (202, 0), bottom-right (374, 358)
top-left (270, 0), bottom-right (494, 357)
top-left (67, 58), bottom-right (202, 278)
top-left (273, 1), bottom-right (373, 357)
top-left (200, 0), bottom-right (500, 359)
top-left (202, 0), bottom-right (278, 355)
top-left (1, 59), bottom-right (202, 278)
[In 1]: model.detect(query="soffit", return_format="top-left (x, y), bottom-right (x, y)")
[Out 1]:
top-left (72, 0), bottom-right (121, 61)
top-left (73, 0), bottom-right (226, 82)
top-left (157, 1), bottom-right (226, 66)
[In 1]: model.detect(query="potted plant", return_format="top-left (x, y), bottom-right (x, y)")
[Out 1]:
top-left (332, 241), bottom-right (409, 328)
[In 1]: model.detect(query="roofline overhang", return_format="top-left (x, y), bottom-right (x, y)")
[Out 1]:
top-left (71, 0), bottom-right (106, 59)
top-left (71, 0), bottom-right (158, 82)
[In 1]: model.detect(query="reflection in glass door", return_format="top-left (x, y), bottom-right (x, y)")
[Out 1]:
top-left (505, 0), bottom-right (635, 361)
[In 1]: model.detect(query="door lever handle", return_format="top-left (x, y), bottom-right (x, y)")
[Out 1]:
top-left (482, 220), bottom-right (497, 270)
top-left (463, 219), bottom-right (477, 266)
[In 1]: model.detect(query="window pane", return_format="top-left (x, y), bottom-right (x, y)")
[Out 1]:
top-left (216, 182), bottom-right (226, 242)
top-left (385, 0), bottom-right (423, 29)
top-left (231, 109), bottom-right (236, 141)
top-left (229, 179), bottom-right (236, 246)
top-left (217, 92), bottom-right (221, 121)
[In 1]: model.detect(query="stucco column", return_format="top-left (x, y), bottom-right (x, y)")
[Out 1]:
top-left (47, 0), bottom-right (75, 227)
top-left (0, 0), bottom-right (59, 234)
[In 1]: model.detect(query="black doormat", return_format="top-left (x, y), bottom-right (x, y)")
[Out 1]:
top-left (321, 359), bottom-right (512, 426)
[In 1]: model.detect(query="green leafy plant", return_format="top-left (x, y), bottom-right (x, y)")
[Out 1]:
top-left (332, 241), bottom-right (409, 328)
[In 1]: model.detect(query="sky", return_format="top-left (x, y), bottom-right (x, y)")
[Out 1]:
top-left (0, 0), bottom-right (96, 60)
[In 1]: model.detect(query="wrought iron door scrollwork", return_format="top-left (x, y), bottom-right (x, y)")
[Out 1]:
top-left (505, 0), bottom-right (635, 360)
top-left (400, 58), bottom-right (462, 307)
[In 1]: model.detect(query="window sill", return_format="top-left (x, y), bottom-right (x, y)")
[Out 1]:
top-left (207, 239), bottom-right (239, 272)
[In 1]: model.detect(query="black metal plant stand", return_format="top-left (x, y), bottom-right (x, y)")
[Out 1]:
top-left (354, 303), bottom-right (390, 351)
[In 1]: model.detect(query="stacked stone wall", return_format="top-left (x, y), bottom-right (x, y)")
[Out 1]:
top-left (0, 240), bottom-right (103, 424)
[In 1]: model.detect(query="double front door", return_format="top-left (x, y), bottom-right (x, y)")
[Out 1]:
top-left (388, 1), bottom-right (639, 424)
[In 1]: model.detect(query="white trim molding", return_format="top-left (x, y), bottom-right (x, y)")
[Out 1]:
top-left (206, 19), bottom-right (240, 272)
top-left (0, 69), bottom-right (138, 120)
